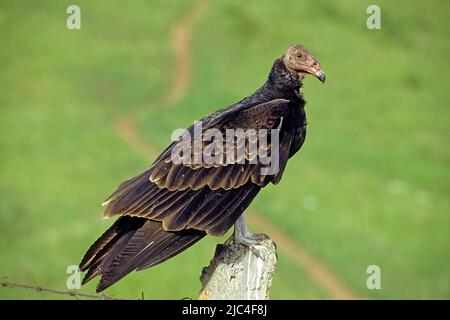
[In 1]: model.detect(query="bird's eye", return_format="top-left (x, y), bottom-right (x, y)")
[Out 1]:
top-left (297, 54), bottom-right (302, 58)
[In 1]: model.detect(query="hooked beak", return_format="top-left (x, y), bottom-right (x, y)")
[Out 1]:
top-left (315, 70), bottom-right (326, 83)
top-left (304, 64), bottom-right (326, 83)
top-left (296, 64), bottom-right (326, 84)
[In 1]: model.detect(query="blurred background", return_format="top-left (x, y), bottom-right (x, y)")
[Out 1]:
top-left (0, 0), bottom-right (448, 299)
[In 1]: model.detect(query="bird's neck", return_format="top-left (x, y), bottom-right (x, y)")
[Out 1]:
top-left (247, 59), bottom-right (303, 104)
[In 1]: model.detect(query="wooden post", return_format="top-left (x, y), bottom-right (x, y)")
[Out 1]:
top-left (199, 235), bottom-right (277, 300)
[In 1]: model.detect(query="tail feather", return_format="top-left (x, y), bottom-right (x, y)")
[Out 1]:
top-left (79, 217), bottom-right (205, 292)
top-left (136, 229), bottom-right (204, 270)
top-left (79, 216), bottom-right (144, 271)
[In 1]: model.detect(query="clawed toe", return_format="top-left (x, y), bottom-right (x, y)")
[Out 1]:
top-left (233, 215), bottom-right (269, 259)
top-left (233, 233), bottom-right (268, 259)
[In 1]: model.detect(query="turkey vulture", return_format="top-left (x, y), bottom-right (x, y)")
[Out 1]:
top-left (80, 44), bottom-right (325, 292)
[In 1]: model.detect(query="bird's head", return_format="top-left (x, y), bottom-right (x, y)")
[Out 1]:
top-left (282, 44), bottom-right (326, 83)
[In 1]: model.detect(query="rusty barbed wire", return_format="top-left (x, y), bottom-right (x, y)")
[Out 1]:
top-left (0, 278), bottom-right (128, 300)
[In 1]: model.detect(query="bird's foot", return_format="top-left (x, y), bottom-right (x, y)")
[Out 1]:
top-left (232, 214), bottom-right (269, 259)
top-left (233, 232), bottom-right (269, 259)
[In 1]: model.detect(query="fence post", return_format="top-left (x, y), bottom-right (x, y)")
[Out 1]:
top-left (199, 235), bottom-right (277, 300)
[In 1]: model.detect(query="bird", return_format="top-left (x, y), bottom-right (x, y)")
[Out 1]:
top-left (79, 44), bottom-right (326, 292)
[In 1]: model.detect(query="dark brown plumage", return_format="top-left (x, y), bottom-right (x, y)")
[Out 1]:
top-left (80, 44), bottom-right (325, 292)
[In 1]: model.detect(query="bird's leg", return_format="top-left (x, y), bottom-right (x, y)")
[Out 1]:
top-left (233, 214), bottom-right (268, 258)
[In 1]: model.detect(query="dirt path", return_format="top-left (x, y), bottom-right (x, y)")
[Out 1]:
top-left (114, 0), bottom-right (362, 299)
top-left (163, 0), bottom-right (209, 105)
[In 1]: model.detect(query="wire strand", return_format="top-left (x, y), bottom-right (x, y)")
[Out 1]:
top-left (1, 278), bottom-right (127, 300)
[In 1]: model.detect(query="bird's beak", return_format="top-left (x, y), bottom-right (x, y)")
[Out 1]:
top-left (304, 64), bottom-right (326, 83)
top-left (297, 64), bottom-right (326, 84)
top-left (315, 70), bottom-right (326, 83)
top-left (298, 56), bottom-right (326, 83)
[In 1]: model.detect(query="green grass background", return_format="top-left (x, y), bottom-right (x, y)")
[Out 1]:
top-left (0, 0), bottom-right (448, 299)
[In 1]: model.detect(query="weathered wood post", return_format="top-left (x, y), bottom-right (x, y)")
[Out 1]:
top-left (199, 235), bottom-right (277, 300)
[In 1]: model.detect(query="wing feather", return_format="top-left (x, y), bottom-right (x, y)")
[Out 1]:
top-left (82, 98), bottom-right (299, 291)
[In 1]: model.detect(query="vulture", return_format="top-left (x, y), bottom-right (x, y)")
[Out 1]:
top-left (80, 44), bottom-right (325, 292)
